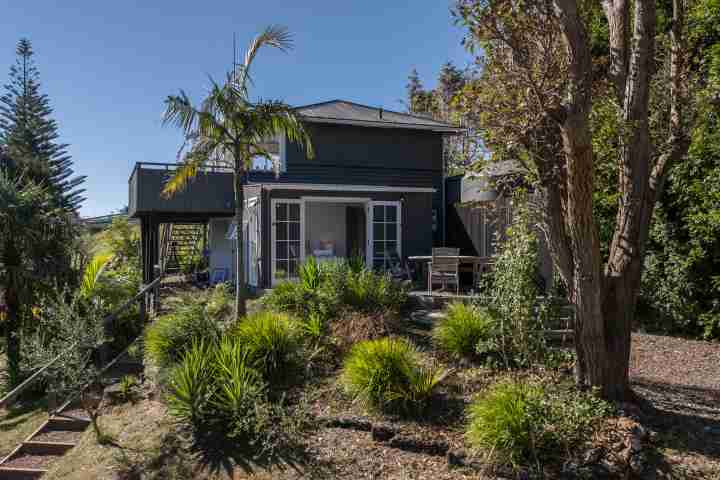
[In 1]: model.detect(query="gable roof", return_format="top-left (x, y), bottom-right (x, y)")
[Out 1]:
top-left (294, 99), bottom-right (462, 133)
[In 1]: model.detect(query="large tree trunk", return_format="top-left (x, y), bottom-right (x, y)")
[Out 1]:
top-left (233, 156), bottom-right (247, 321)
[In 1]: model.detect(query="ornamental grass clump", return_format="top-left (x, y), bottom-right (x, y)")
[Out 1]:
top-left (230, 311), bottom-right (304, 381)
top-left (466, 379), bottom-right (612, 469)
top-left (341, 337), bottom-right (447, 414)
top-left (433, 302), bottom-right (498, 360)
top-left (145, 303), bottom-right (221, 367)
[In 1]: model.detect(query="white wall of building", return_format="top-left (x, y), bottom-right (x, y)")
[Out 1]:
top-left (305, 202), bottom-right (347, 258)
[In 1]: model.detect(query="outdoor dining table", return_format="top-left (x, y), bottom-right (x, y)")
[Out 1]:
top-left (407, 255), bottom-right (488, 287)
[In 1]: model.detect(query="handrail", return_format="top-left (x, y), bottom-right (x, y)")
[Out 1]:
top-left (1, 274), bottom-right (165, 411)
top-left (0, 346), bottom-right (75, 409)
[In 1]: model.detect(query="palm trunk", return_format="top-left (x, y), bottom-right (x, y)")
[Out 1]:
top-left (233, 155), bottom-right (247, 321)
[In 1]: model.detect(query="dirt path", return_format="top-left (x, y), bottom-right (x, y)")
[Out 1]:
top-left (630, 333), bottom-right (720, 478)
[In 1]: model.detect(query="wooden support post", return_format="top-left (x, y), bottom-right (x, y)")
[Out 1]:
top-left (153, 265), bottom-right (162, 316)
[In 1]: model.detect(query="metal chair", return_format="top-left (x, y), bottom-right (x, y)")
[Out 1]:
top-left (428, 247), bottom-right (460, 295)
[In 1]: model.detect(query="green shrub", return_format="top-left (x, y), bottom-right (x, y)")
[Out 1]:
top-left (166, 340), bottom-right (214, 425)
top-left (145, 304), bottom-right (221, 367)
top-left (210, 337), bottom-right (264, 433)
top-left (466, 379), bottom-right (611, 469)
top-left (263, 259), bottom-right (408, 320)
top-left (341, 337), bottom-right (446, 414)
top-left (300, 256), bottom-right (322, 291)
top-left (433, 302), bottom-right (497, 359)
top-left (230, 311), bottom-right (304, 381)
top-left (165, 339), bottom-right (309, 460)
top-left (466, 380), bottom-right (543, 467)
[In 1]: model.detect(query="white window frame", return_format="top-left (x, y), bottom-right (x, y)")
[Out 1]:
top-left (270, 198), bottom-right (305, 285)
top-left (368, 200), bottom-right (402, 269)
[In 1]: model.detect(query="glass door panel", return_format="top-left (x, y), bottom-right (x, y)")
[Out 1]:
top-left (370, 202), bottom-right (401, 270)
top-left (273, 201), bottom-right (302, 282)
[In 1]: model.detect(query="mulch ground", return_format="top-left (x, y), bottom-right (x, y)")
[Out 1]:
top-left (630, 333), bottom-right (720, 479)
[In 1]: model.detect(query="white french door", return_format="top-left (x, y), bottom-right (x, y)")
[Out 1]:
top-left (367, 201), bottom-right (402, 270)
top-left (271, 199), bottom-right (304, 285)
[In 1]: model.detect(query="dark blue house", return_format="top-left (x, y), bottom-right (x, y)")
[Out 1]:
top-left (128, 100), bottom-right (461, 288)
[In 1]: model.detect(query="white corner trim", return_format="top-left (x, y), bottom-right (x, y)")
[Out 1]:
top-left (256, 183), bottom-right (436, 193)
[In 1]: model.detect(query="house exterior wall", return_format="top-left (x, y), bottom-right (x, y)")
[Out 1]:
top-left (208, 218), bottom-right (235, 283)
top-left (258, 188), bottom-right (433, 287)
top-left (445, 175), bottom-right (554, 291)
top-left (129, 124), bottom-right (444, 224)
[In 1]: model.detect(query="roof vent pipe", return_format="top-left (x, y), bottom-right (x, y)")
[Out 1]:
top-left (379, 108), bottom-right (383, 119)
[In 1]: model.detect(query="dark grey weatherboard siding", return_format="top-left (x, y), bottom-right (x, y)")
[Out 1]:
top-left (258, 189), bottom-right (433, 288)
top-left (129, 123), bottom-right (445, 218)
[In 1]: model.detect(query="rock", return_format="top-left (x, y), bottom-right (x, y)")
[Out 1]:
top-left (322, 416), bottom-right (373, 432)
top-left (388, 435), bottom-right (449, 456)
top-left (371, 424), bottom-right (395, 442)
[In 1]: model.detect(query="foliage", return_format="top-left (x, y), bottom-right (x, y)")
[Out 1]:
top-left (340, 337), bottom-right (447, 414)
top-left (166, 340), bottom-right (215, 426)
top-left (161, 25), bottom-right (314, 319)
top-left (118, 375), bottom-right (139, 402)
top-left (0, 167), bottom-right (74, 385)
top-left (466, 379), bottom-right (611, 469)
top-left (0, 38), bottom-right (85, 210)
top-left (229, 311), bottom-right (304, 382)
top-left (79, 253), bottom-right (113, 300)
top-left (166, 339), bottom-right (312, 462)
top-left (263, 258), bottom-right (409, 321)
top-left (490, 197), bottom-right (547, 368)
top-left (21, 288), bottom-right (106, 400)
top-left (145, 302), bottom-right (221, 368)
top-left (433, 301), bottom-right (498, 360)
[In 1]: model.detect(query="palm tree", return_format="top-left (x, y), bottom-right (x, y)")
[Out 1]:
top-left (161, 26), bottom-right (314, 320)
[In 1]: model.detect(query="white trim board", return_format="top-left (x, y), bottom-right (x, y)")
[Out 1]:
top-left (255, 183), bottom-right (435, 193)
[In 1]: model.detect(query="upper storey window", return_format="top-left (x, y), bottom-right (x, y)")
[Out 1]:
top-left (251, 132), bottom-right (286, 173)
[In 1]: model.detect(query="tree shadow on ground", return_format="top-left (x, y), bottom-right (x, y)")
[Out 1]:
top-left (113, 426), bottom-right (336, 479)
top-left (633, 378), bottom-right (720, 461)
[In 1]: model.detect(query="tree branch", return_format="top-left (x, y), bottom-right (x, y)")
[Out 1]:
top-left (602, 0), bottom-right (630, 104)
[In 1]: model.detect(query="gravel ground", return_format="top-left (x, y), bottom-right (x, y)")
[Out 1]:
top-left (630, 333), bottom-right (720, 478)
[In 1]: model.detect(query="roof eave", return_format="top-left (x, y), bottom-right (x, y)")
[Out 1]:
top-left (299, 116), bottom-right (464, 134)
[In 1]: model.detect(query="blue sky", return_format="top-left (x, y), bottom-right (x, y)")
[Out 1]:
top-left (1, 1), bottom-right (471, 217)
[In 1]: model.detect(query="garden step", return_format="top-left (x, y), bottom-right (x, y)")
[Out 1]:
top-left (0, 466), bottom-right (47, 480)
top-left (409, 310), bottom-right (446, 327)
top-left (19, 441), bottom-right (74, 455)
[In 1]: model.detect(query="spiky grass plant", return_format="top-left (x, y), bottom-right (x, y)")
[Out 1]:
top-left (341, 337), bottom-right (446, 414)
top-left (166, 340), bottom-right (214, 426)
top-left (465, 379), bottom-right (545, 467)
top-left (433, 302), bottom-right (498, 360)
top-left (230, 311), bottom-right (303, 381)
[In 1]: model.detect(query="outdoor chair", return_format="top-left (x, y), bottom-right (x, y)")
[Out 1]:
top-left (428, 247), bottom-right (460, 295)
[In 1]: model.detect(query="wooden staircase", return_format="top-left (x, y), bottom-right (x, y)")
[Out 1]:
top-left (163, 223), bottom-right (205, 274)
top-left (0, 355), bottom-right (144, 478)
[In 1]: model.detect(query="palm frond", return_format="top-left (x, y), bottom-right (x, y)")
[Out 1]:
top-left (162, 91), bottom-right (199, 135)
top-left (252, 99), bottom-right (315, 159)
top-left (161, 150), bottom-right (209, 198)
top-left (234, 25), bottom-right (293, 94)
top-left (80, 253), bottom-right (113, 299)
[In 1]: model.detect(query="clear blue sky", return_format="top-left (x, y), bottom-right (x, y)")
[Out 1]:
top-left (1, 1), bottom-right (471, 217)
